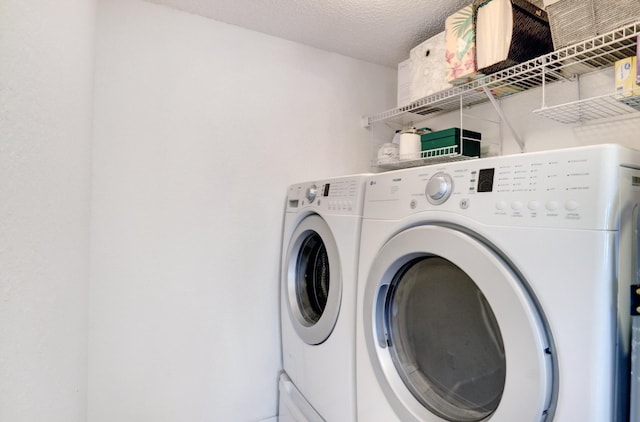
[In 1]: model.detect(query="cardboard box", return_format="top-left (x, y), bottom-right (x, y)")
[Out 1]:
top-left (615, 56), bottom-right (640, 97)
top-left (445, 4), bottom-right (483, 84)
top-left (421, 128), bottom-right (481, 158)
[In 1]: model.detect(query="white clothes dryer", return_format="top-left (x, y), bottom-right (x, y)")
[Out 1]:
top-left (356, 144), bottom-right (640, 422)
top-left (280, 174), bottom-right (368, 422)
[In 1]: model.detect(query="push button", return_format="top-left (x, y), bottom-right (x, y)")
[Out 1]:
top-left (511, 201), bottom-right (524, 210)
top-left (495, 201), bottom-right (508, 211)
top-left (528, 201), bottom-right (541, 211)
top-left (545, 201), bottom-right (559, 211)
top-left (564, 200), bottom-right (579, 211)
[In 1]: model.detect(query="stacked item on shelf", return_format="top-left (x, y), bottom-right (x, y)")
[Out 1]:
top-left (421, 128), bottom-right (482, 159)
top-left (544, 0), bottom-right (640, 50)
top-left (378, 4), bottom-right (640, 170)
top-left (399, 127), bottom-right (431, 161)
top-left (376, 128), bottom-right (432, 164)
top-left (474, 0), bottom-right (554, 74)
top-left (404, 32), bottom-right (452, 106)
top-left (615, 57), bottom-right (640, 98)
top-left (373, 19), bottom-right (640, 130)
top-left (375, 127), bottom-right (480, 168)
top-left (613, 39), bottom-right (640, 110)
top-left (445, 4), bottom-right (482, 85)
top-left (396, 0), bottom-right (555, 108)
top-left (376, 130), bottom-right (401, 165)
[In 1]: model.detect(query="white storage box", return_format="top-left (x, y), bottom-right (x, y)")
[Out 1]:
top-left (397, 59), bottom-right (411, 107)
top-left (409, 32), bottom-right (452, 102)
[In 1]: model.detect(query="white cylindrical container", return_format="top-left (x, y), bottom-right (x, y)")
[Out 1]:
top-left (399, 131), bottom-right (421, 160)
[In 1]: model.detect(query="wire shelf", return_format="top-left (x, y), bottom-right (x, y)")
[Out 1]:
top-left (534, 92), bottom-right (640, 123)
top-left (374, 145), bottom-right (478, 170)
top-left (364, 20), bottom-right (640, 127)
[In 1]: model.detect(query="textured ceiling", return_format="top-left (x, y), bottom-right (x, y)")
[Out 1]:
top-left (146, 0), bottom-right (472, 67)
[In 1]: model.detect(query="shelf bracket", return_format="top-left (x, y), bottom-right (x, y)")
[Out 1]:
top-left (481, 86), bottom-right (525, 152)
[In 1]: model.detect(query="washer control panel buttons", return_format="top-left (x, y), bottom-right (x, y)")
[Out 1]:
top-left (328, 200), bottom-right (353, 210)
top-left (490, 199), bottom-right (579, 217)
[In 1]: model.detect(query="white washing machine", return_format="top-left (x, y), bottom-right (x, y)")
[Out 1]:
top-left (355, 144), bottom-right (640, 422)
top-left (279, 174), bottom-right (368, 422)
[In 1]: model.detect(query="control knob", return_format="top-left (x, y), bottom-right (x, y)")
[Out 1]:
top-left (306, 184), bottom-right (318, 203)
top-left (425, 172), bottom-right (453, 205)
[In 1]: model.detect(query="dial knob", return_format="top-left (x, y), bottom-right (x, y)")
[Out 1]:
top-left (425, 172), bottom-right (453, 205)
top-left (306, 184), bottom-right (318, 203)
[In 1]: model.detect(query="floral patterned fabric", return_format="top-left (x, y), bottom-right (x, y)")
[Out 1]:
top-left (445, 4), bottom-right (482, 84)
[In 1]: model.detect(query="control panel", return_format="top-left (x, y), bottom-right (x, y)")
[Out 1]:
top-left (363, 145), bottom-right (640, 230)
top-left (286, 176), bottom-right (368, 216)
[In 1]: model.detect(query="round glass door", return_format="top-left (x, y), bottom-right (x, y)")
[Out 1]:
top-left (286, 214), bottom-right (342, 345)
top-left (386, 257), bottom-right (505, 421)
top-left (296, 231), bottom-right (330, 325)
top-left (363, 225), bottom-right (555, 421)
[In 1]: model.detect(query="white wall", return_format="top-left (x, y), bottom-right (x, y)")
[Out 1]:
top-left (89, 1), bottom-right (396, 421)
top-left (0, 1), bottom-right (95, 421)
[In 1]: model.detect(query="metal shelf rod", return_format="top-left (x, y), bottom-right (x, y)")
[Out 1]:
top-left (481, 86), bottom-right (525, 152)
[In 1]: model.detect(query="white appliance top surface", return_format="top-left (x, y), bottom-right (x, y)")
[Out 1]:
top-left (364, 144), bottom-right (640, 230)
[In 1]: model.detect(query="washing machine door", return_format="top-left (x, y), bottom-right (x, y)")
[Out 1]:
top-left (363, 225), bottom-right (555, 422)
top-left (285, 214), bottom-right (342, 345)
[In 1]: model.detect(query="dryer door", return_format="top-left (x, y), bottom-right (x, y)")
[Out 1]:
top-left (363, 225), bottom-right (555, 422)
top-left (285, 214), bottom-right (342, 345)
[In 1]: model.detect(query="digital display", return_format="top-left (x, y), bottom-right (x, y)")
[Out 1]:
top-left (323, 184), bottom-right (331, 196)
top-left (477, 168), bottom-right (495, 193)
